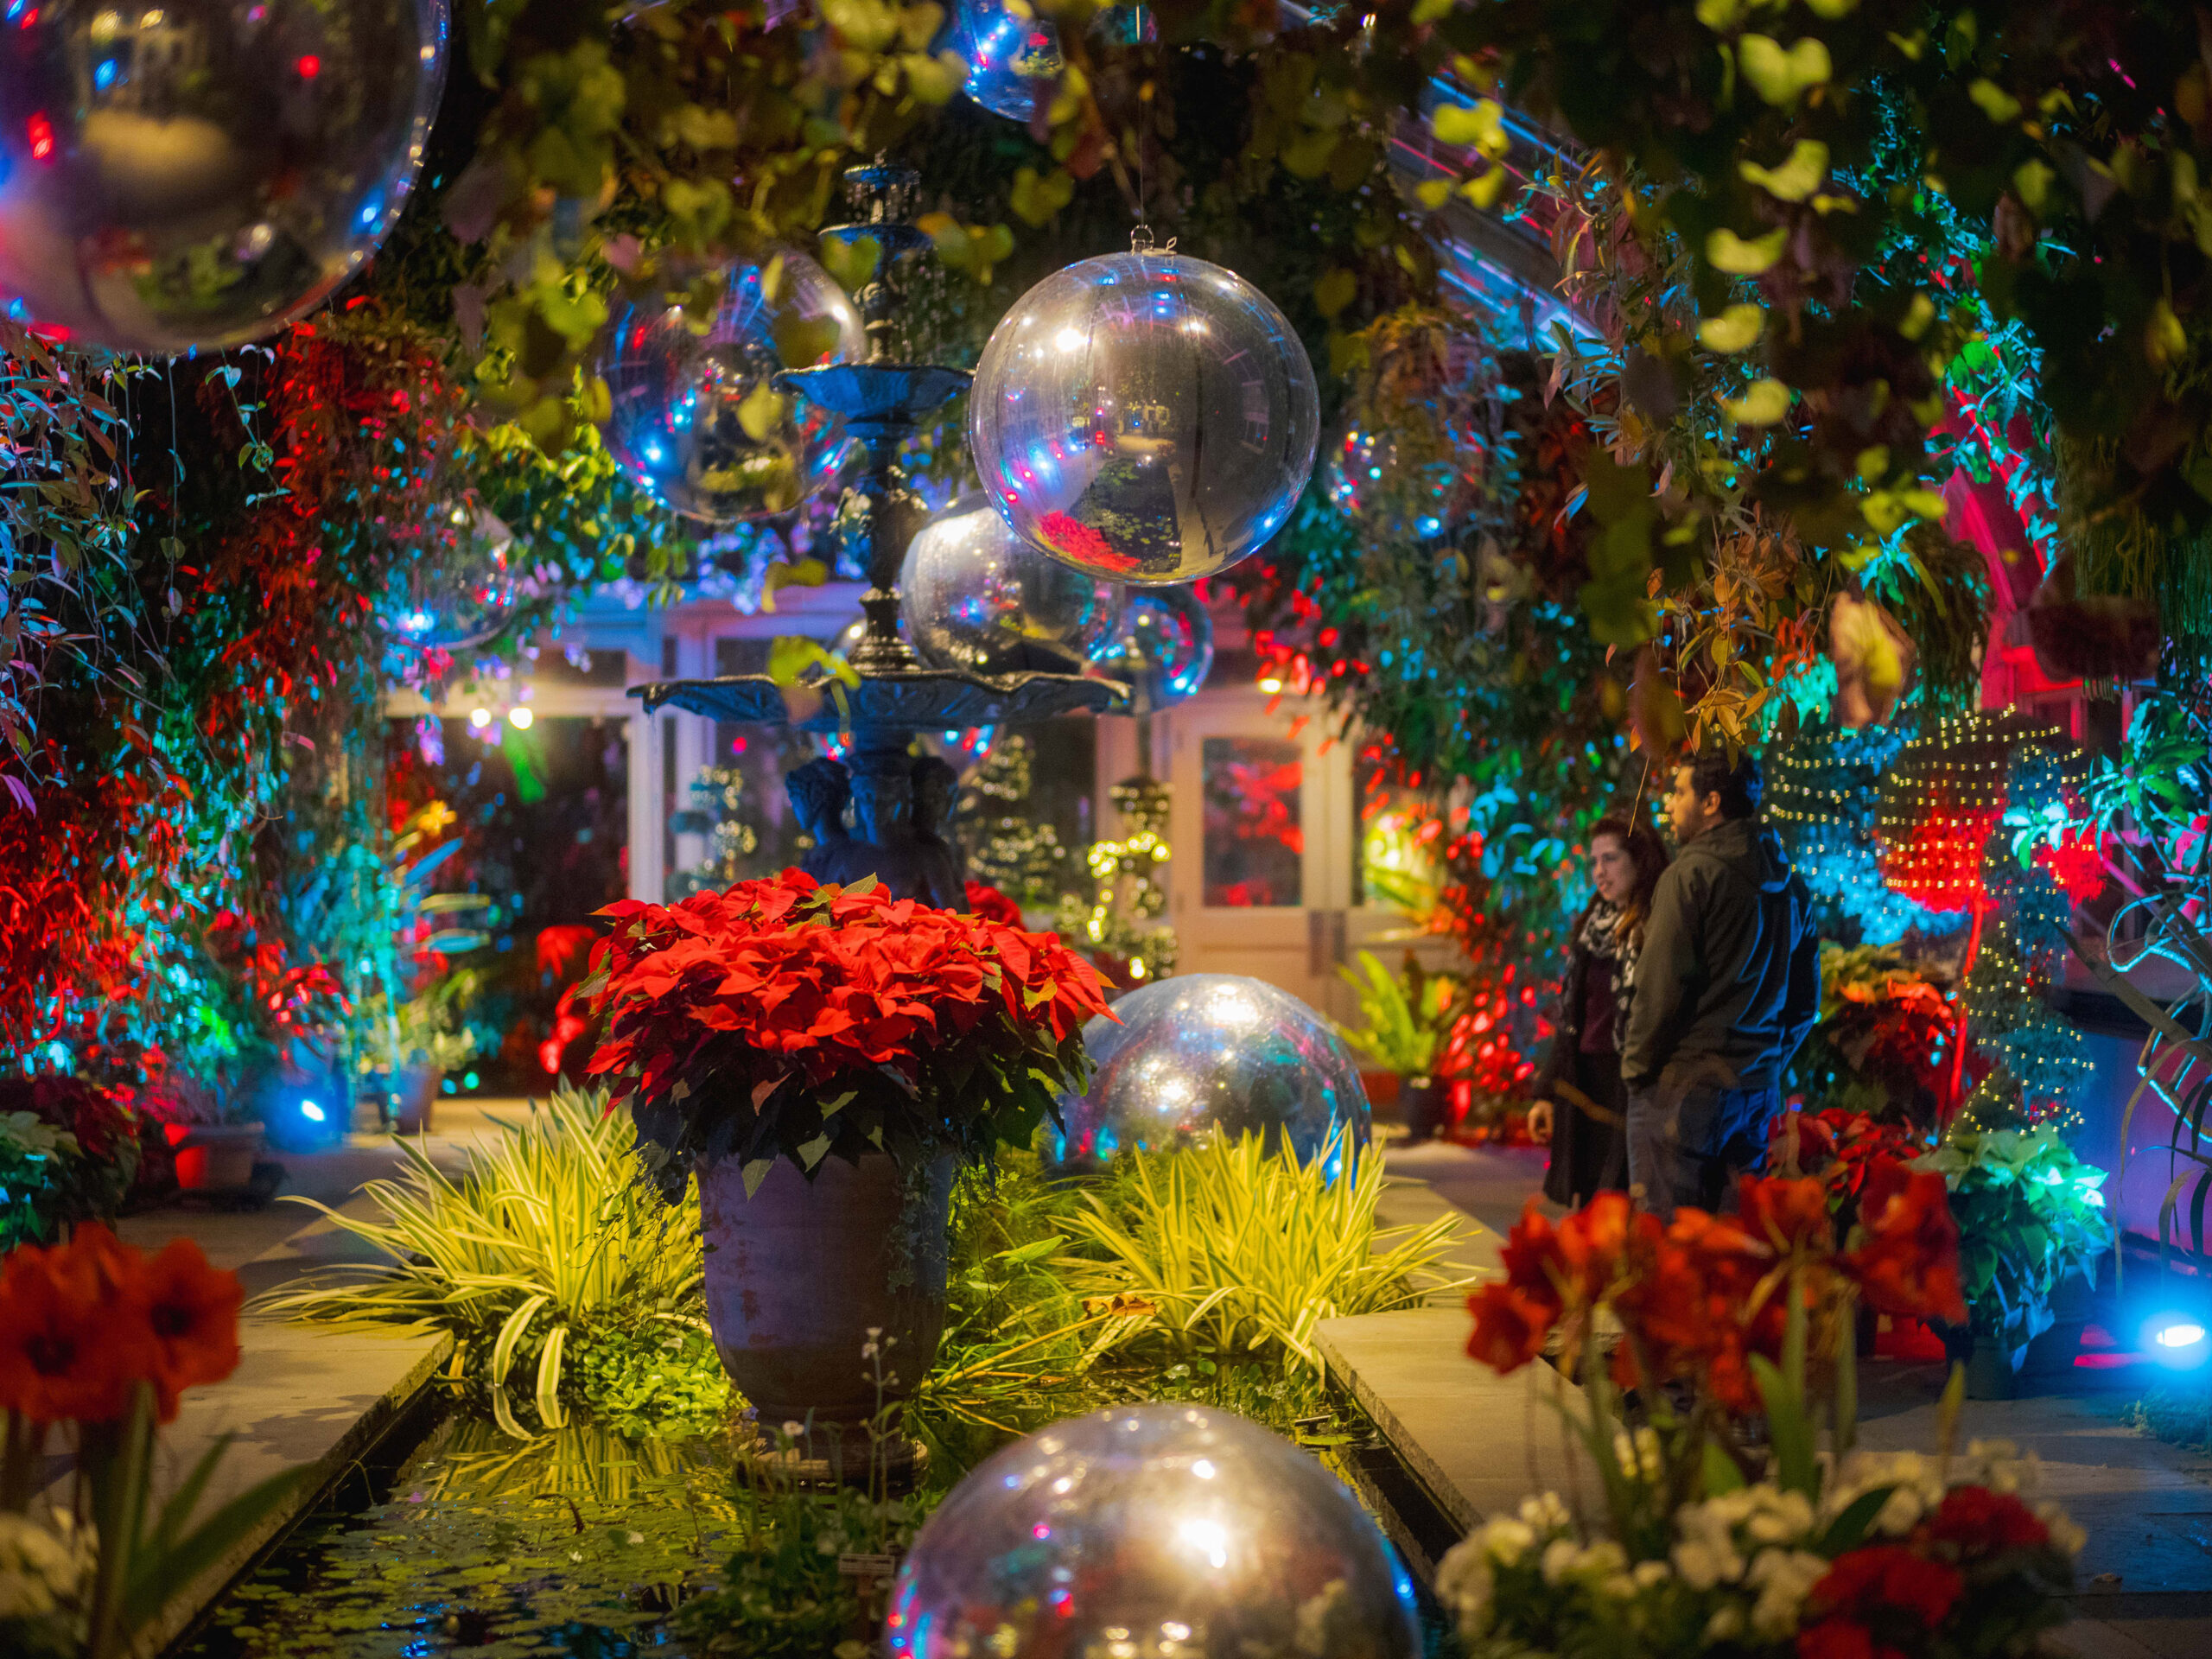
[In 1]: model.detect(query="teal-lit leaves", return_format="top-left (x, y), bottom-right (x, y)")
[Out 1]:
top-left (1737, 35), bottom-right (1832, 106)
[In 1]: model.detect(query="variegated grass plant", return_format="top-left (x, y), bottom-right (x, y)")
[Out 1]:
top-left (1061, 1129), bottom-right (1476, 1376)
top-left (251, 1084), bottom-right (706, 1434)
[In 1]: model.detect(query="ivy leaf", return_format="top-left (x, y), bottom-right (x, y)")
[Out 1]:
top-left (1737, 35), bottom-right (1831, 107)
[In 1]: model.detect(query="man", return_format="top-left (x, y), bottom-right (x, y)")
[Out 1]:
top-left (1620, 749), bottom-right (1820, 1221)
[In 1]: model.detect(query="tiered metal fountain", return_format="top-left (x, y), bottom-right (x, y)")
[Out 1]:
top-left (632, 160), bottom-right (1127, 899)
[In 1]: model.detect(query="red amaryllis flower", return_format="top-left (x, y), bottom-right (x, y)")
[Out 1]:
top-left (1922, 1485), bottom-right (2049, 1557)
top-left (0, 1228), bottom-right (156, 1423)
top-left (1497, 1198), bottom-right (1568, 1313)
top-left (1808, 1543), bottom-right (1965, 1628)
top-left (1844, 1161), bottom-right (1967, 1326)
top-left (137, 1236), bottom-right (244, 1419)
top-left (1466, 1283), bottom-right (1557, 1373)
top-left (1740, 1174), bottom-right (1838, 1252)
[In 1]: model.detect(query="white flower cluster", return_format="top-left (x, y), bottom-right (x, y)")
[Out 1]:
top-left (1435, 1441), bottom-right (2087, 1653)
top-left (0, 1510), bottom-right (93, 1625)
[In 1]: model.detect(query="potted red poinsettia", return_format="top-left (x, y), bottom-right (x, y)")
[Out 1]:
top-left (581, 870), bottom-right (1109, 1447)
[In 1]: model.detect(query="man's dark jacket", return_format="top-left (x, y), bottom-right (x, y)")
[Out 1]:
top-left (1620, 817), bottom-right (1820, 1094)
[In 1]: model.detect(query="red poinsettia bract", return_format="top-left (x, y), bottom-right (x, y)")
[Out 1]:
top-left (583, 869), bottom-right (1110, 1106)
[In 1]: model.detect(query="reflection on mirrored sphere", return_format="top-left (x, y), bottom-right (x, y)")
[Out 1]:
top-left (375, 505), bottom-right (524, 658)
top-left (901, 493), bottom-right (1118, 676)
top-left (1087, 583), bottom-right (1212, 712)
top-left (970, 251), bottom-right (1320, 585)
top-left (0, 0), bottom-right (447, 353)
top-left (1322, 423), bottom-right (1473, 541)
top-left (1049, 975), bottom-right (1370, 1171)
top-left (887, 1404), bottom-right (1419, 1659)
top-left (600, 254), bottom-right (866, 524)
top-left (916, 724), bottom-right (998, 774)
top-left (946, 0), bottom-right (1063, 121)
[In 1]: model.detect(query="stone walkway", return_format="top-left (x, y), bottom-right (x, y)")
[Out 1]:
top-left (1319, 1139), bottom-right (2212, 1659)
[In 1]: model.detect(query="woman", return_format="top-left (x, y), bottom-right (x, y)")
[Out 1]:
top-left (1527, 815), bottom-right (1669, 1208)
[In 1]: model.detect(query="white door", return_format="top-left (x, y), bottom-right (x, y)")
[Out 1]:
top-left (1162, 688), bottom-right (1355, 1014)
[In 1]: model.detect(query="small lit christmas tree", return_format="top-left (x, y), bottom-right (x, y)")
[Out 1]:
top-left (667, 766), bottom-right (764, 899)
top-left (952, 734), bottom-right (1071, 907)
top-left (1056, 775), bottom-right (1179, 988)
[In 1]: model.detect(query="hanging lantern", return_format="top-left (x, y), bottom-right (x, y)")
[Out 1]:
top-left (946, 0), bottom-right (1063, 121)
top-left (1876, 708), bottom-right (2082, 913)
top-left (969, 243), bottom-right (1321, 584)
top-left (0, 0), bottom-right (448, 353)
top-left (900, 493), bottom-right (1119, 676)
top-left (599, 254), bottom-right (866, 524)
top-left (1086, 584), bottom-right (1213, 712)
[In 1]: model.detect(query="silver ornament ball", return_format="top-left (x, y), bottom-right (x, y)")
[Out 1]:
top-left (887, 1404), bottom-right (1419, 1659)
top-left (600, 254), bottom-right (866, 524)
top-left (1049, 974), bottom-right (1370, 1170)
top-left (970, 250), bottom-right (1320, 585)
top-left (901, 493), bottom-right (1119, 676)
top-left (946, 0), bottom-right (1063, 122)
top-left (0, 0), bottom-right (448, 353)
top-left (1322, 423), bottom-right (1474, 541)
top-left (1086, 582), bottom-right (1212, 711)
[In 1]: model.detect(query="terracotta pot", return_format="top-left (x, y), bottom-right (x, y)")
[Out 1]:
top-left (165, 1122), bottom-right (264, 1191)
top-left (697, 1149), bottom-right (954, 1436)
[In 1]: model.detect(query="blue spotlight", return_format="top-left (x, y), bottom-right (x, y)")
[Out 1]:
top-left (2142, 1310), bottom-right (2211, 1370)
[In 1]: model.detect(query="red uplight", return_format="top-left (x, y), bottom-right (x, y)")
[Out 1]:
top-left (296, 53), bottom-right (320, 79)
top-left (26, 111), bottom-right (52, 162)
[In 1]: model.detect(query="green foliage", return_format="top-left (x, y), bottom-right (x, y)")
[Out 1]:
top-left (1062, 1132), bottom-right (1471, 1378)
top-left (2123, 1384), bottom-right (2212, 1455)
top-left (1336, 949), bottom-right (1458, 1077)
top-left (565, 1324), bottom-right (734, 1441)
top-left (1785, 944), bottom-right (1953, 1128)
top-left (1922, 1126), bottom-right (2113, 1347)
top-left (0, 1113), bottom-right (83, 1251)
top-left (253, 1084), bottom-right (706, 1433)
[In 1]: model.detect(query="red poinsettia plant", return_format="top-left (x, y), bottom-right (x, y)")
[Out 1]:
top-left (582, 870), bottom-right (1111, 1191)
top-left (1, 1226), bottom-right (305, 1659)
top-left (1445, 1170), bottom-right (2077, 1659)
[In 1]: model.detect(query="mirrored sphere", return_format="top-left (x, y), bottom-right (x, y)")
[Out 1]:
top-left (0, 0), bottom-right (448, 353)
top-left (901, 493), bottom-right (1118, 676)
top-left (947, 0), bottom-right (1063, 122)
top-left (375, 506), bottom-right (524, 658)
top-left (1087, 583), bottom-right (1212, 712)
top-left (1049, 975), bottom-right (1370, 1170)
top-left (971, 251), bottom-right (1320, 584)
top-left (1322, 423), bottom-right (1473, 541)
top-left (887, 1404), bottom-right (1419, 1659)
top-left (600, 254), bottom-right (866, 524)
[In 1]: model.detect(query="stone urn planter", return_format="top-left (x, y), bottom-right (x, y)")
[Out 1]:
top-left (697, 1150), bottom-right (956, 1446)
top-left (165, 1122), bottom-right (264, 1191)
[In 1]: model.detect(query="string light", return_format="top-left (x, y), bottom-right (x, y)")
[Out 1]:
top-left (1875, 708), bottom-right (2086, 912)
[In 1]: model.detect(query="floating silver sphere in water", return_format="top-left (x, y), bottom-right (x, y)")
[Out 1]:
top-left (0, 0), bottom-right (448, 353)
top-left (887, 1403), bottom-right (1420, 1659)
top-left (1049, 974), bottom-right (1370, 1169)
top-left (599, 253), bottom-right (866, 524)
top-left (969, 250), bottom-right (1320, 584)
top-left (900, 492), bottom-right (1118, 676)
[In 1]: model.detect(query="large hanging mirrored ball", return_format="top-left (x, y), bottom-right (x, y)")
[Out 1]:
top-left (0, 0), bottom-right (448, 353)
top-left (887, 1403), bottom-right (1419, 1659)
top-left (1049, 975), bottom-right (1370, 1170)
top-left (900, 493), bottom-right (1118, 675)
top-left (1087, 582), bottom-right (1212, 711)
top-left (374, 505), bottom-right (523, 658)
top-left (946, 0), bottom-right (1063, 121)
top-left (970, 250), bottom-right (1320, 584)
top-left (600, 254), bottom-right (866, 524)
